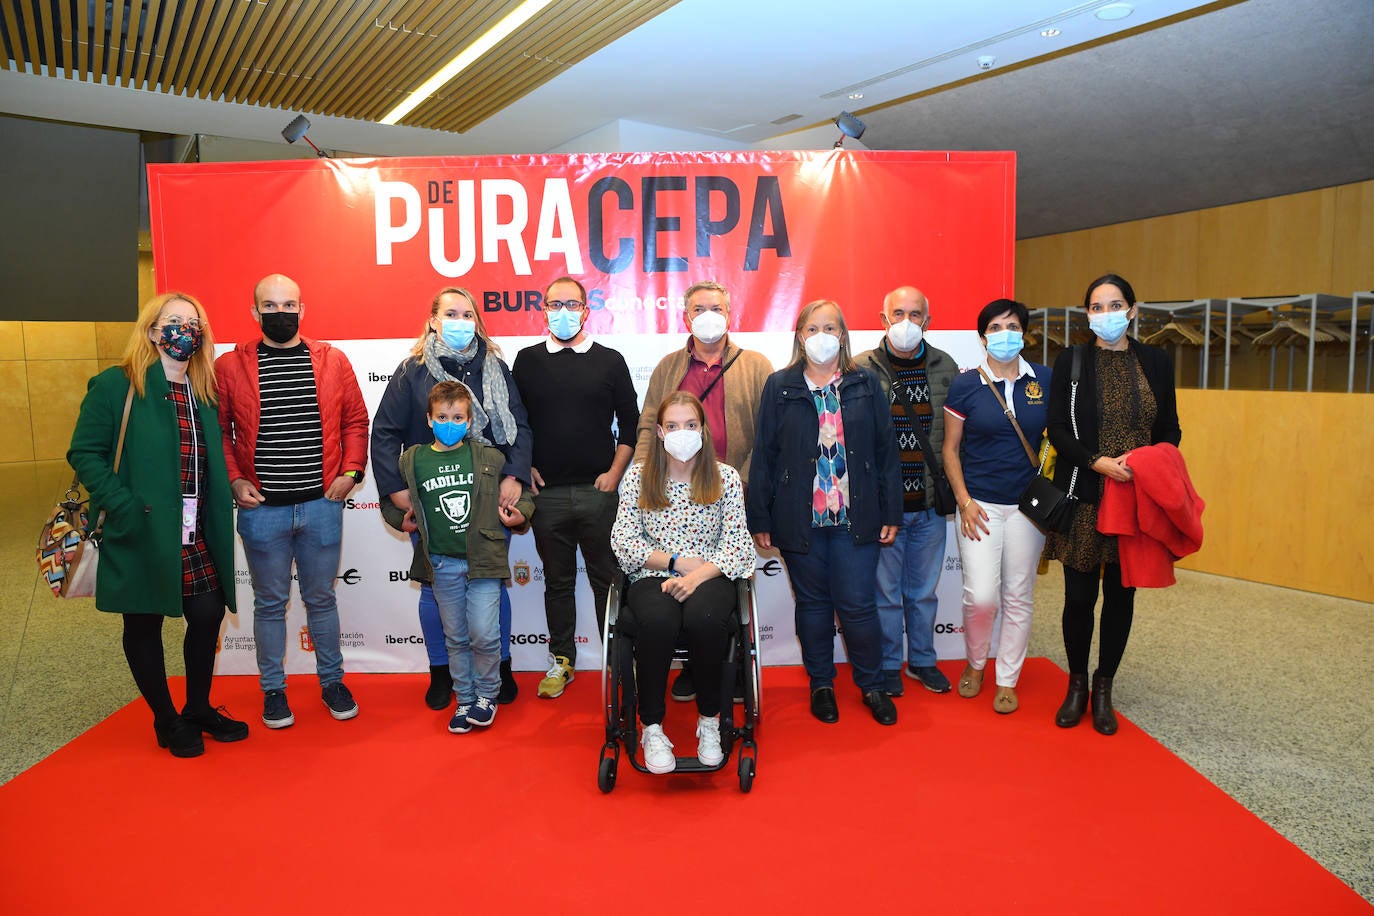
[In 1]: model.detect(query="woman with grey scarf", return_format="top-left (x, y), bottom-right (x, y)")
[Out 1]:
top-left (371, 287), bottom-right (533, 709)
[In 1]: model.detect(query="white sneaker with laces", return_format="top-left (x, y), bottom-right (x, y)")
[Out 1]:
top-left (695, 715), bottom-right (723, 766)
top-left (640, 723), bottom-right (676, 774)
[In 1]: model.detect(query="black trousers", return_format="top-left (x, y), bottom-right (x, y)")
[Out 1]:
top-left (530, 483), bottom-right (619, 664)
top-left (624, 576), bottom-right (736, 726)
top-left (1061, 563), bottom-right (1135, 678)
top-left (122, 588), bottom-right (227, 723)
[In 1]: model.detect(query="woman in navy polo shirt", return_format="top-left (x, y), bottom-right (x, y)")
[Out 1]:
top-left (941, 299), bottom-right (1051, 715)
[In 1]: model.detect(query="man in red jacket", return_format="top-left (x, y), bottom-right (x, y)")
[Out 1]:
top-left (216, 274), bottom-right (370, 730)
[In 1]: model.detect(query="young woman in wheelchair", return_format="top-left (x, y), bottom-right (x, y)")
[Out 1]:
top-left (610, 391), bottom-right (756, 773)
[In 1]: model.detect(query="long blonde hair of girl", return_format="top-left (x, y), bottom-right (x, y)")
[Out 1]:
top-left (639, 391), bottom-right (722, 510)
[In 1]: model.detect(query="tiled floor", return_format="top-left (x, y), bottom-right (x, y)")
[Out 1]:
top-left (1, 458), bottom-right (1370, 901)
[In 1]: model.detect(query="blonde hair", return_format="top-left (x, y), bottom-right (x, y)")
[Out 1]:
top-left (410, 287), bottom-right (501, 361)
top-left (789, 299), bottom-right (856, 373)
top-left (120, 292), bottom-right (218, 403)
top-left (639, 391), bottom-right (722, 510)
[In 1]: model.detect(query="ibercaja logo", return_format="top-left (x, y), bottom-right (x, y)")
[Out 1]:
top-left (513, 560), bottom-right (531, 586)
top-left (299, 626), bottom-right (315, 653)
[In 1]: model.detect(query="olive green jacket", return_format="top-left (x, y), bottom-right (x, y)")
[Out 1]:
top-left (67, 364), bottom-right (236, 616)
top-left (381, 440), bottom-right (534, 583)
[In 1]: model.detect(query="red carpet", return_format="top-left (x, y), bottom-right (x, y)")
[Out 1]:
top-left (0, 658), bottom-right (1366, 914)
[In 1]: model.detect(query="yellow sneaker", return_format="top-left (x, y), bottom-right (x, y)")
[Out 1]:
top-left (537, 655), bottom-right (575, 698)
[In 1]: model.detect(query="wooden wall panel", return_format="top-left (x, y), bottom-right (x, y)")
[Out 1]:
top-left (1017, 179), bottom-right (1374, 306)
top-left (1331, 181), bottom-right (1374, 295)
top-left (1174, 389), bottom-right (1373, 602)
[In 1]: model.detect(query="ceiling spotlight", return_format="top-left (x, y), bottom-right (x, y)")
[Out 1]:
top-left (833, 111), bottom-right (866, 149)
top-left (1041, 27), bottom-right (1061, 37)
top-left (848, 92), bottom-right (864, 100)
top-left (281, 114), bottom-right (328, 158)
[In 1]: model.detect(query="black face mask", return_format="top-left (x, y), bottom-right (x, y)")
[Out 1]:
top-left (259, 311), bottom-right (300, 344)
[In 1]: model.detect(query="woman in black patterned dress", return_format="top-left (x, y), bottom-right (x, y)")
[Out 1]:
top-left (1043, 274), bottom-right (1181, 735)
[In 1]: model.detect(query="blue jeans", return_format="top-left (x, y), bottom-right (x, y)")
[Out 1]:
top-left (429, 553), bottom-right (502, 703)
top-left (413, 532), bottom-right (512, 666)
top-left (876, 508), bottom-right (947, 669)
top-left (781, 526), bottom-right (884, 693)
top-left (237, 497), bottom-right (345, 692)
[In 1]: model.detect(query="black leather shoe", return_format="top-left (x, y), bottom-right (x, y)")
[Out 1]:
top-left (181, 704), bottom-right (249, 742)
top-left (154, 716), bottom-right (205, 758)
top-left (425, 664), bottom-right (454, 710)
top-left (810, 686), bottom-right (839, 723)
top-left (497, 658), bottom-right (519, 705)
top-left (864, 690), bottom-right (898, 726)
top-left (1091, 671), bottom-right (1118, 735)
top-left (1055, 673), bottom-right (1090, 728)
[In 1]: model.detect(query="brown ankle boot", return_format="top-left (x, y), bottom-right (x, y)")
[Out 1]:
top-left (1055, 673), bottom-right (1089, 727)
top-left (1091, 671), bottom-right (1118, 735)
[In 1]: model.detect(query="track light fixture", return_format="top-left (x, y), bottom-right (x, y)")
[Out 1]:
top-left (833, 111), bottom-right (866, 149)
top-left (282, 115), bottom-right (328, 157)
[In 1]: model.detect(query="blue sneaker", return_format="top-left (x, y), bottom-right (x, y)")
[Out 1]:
top-left (322, 681), bottom-right (359, 720)
top-left (448, 704), bottom-right (473, 734)
top-left (466, 697), bottom-right (498, 728)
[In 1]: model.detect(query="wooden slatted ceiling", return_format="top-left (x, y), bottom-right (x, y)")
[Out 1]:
top-left (0, 0), bottom-right (681, 134)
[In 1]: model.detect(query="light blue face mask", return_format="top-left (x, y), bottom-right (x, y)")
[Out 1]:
top-left (547, 307), bottom-right (583, 342)
top-left (432, 420), bottom-right (468, 447)
top-left (440, 318), bottom-right (476, 350)
top-left (1089, 310), bottom-right (1131, 344)
top-left (985, 329), bottom-right (1024, 362)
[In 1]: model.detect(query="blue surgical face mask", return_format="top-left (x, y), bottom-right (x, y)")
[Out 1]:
top-left (432, 419), bottom-right (468, 447)
top-left (440, 318), bottom-right (476, 350)
top-left (985, 329), bottom-right (1024, 363)
top-left (1089, 310), bottom-right (1131, 344)
top-left (547, 307), bottom-right (583, 342)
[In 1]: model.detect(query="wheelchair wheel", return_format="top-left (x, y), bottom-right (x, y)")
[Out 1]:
top-left (598, 755), bottom-right (618, 794)
top-left (737, 754), bottom-right (755, 793)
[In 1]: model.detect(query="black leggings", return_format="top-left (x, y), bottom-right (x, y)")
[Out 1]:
top-left (624, 576), bottom-right (735, 726)
top-left (1061, 564), bottom-right (1134, 678)
top-left (122, 589), bottom-right (226, 723)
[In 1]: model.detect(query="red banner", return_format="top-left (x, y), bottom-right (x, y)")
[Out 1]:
top-left (148, 150), bottom-right (1015, 342)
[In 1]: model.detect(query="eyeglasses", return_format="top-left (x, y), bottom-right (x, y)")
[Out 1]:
top-left (546, 300), bottom-right (585, 311)
top-left (158, 317), bottom-right (202, 331)
top-left (258, 300), bottom-right (301, 313)
top-left (1087, 300), bottom-right (1130, 314)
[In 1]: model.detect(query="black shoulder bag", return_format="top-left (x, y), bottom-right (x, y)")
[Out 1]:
top-left (1016, 346), bottom-right (1082, 534)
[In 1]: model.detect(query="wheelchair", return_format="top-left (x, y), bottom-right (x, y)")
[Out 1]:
top-left (597, 575), bottom-right (761, 793)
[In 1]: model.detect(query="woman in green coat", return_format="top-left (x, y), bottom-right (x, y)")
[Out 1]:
top-left (68, 292), bottom-right (245, 758)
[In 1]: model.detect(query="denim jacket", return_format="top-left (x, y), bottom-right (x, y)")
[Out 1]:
top-left (746, 363), bottom-right (902, 553)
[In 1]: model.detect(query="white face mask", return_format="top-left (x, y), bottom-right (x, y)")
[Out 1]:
top-left (690, 310), bottom-right (727, 345)
top-left (661, 428), bottom-right (703, 462)
top-left (886, 318), bottom-right (923, 352)
top-left (804, 332), bottom-right (842, 365)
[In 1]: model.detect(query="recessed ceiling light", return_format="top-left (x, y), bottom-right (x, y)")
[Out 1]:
top-left (1041, 28), bottom-right (1061, 37)
top-left (1095, 3), bottom-right (1134, 21)
top-left (848, 92), bottom-right (864, 100)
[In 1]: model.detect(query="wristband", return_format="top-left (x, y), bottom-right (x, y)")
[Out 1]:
top-left (668, 553), bottom-right (679, 576)
top-left (344, 470), bottom-right (359, 479)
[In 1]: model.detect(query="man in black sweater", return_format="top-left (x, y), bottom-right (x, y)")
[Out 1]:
top-left (511, 276), bottom-right (640, 698)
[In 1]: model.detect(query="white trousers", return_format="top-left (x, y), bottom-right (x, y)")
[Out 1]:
top-left (956, 502), bottom-right (1045, 687)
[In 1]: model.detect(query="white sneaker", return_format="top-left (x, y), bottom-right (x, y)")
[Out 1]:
top-left (640, 723), bottom-right (676, 774)
top-left (695, 715), bottom-right (724, 766)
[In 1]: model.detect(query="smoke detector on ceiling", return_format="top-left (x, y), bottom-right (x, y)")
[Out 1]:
top-left (977, 55), bottom-right (996, 71)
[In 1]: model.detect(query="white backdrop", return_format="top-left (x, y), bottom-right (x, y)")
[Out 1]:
top-left (215, 328), bottom-right (996, 675)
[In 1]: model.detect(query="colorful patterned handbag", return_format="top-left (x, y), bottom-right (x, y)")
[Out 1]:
top-left (37, 387), bottom-right (133, 598)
